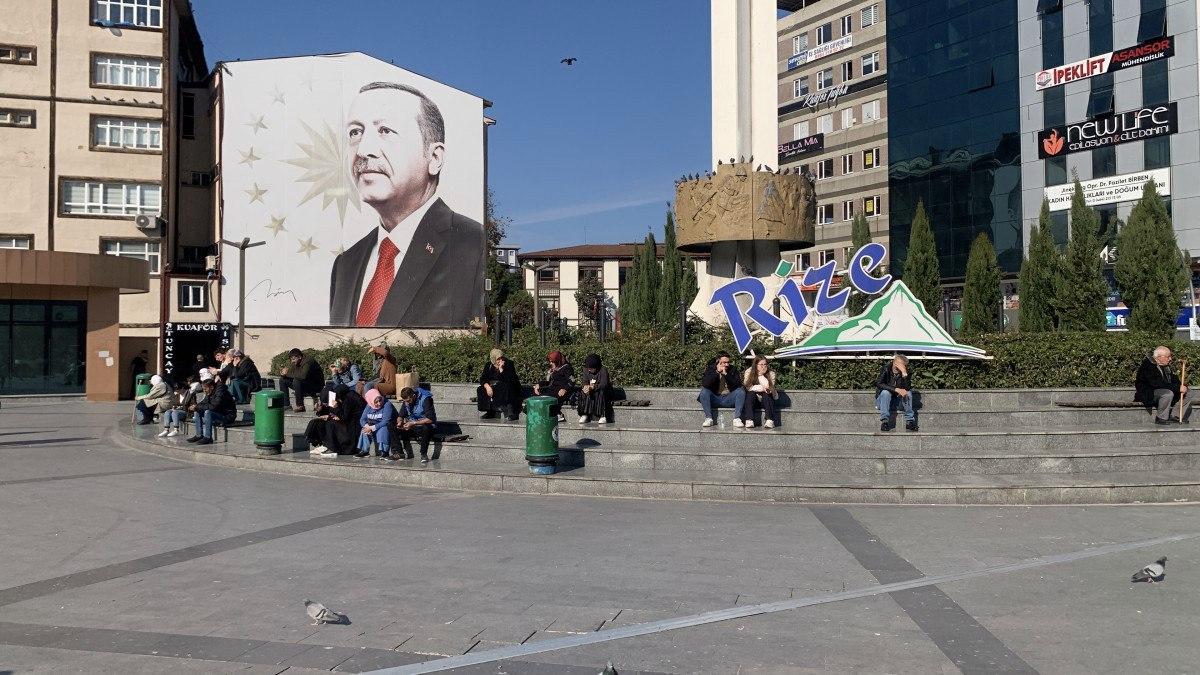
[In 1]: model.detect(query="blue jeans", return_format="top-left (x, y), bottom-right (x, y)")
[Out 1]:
top-left (193, 409), bottom-right (235, 439)
top-left (227, 378), bottom-right (249, 404)
top-left (163, 409), bottom-right (187, 427)
top-left (357, 426), bottom-right (392, 456)
top-left (698, 388), bottom-right (746, 420)
top-left (876, 390), bottom-right (915, 422)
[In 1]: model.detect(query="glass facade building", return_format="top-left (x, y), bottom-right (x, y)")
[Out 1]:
top-left (0, 301), bottom-right (87, 395)
top-left (885, 0), bottom-right (1024, 279)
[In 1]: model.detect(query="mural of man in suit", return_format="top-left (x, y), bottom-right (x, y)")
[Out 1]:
top-left (330, 81), bottom-right (484, 327)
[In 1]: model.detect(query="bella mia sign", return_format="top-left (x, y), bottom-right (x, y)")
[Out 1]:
top-left (711, 243), bottom-right (986, 359)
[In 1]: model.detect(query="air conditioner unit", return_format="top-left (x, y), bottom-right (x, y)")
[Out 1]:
top-left (204, 255), bottom-right (219, 272)
top-left (134, 214), bottom-right (163, 231)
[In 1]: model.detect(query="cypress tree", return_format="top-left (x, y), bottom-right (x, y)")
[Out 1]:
top-left (658, 212), bottom-right (684, 326)
top-left (680, 251), bottom-right (699, 316)
top-left (960, 232), bottom-right (1002, 336)
top-left (618, 241), bottom-right (643, 329)
top-left (1018, 198), bottom-right (1060, 332)
top-left (640, 232), bottom-right (662, 326)
top-left (847, 212), bottom-right (874, 316)
top-left (1114, 180), bottom-right (1187, 336)
top-left (1056, 178), bottom-right (1108, 331)
top-left (902, 200), bottom-right (943, 316)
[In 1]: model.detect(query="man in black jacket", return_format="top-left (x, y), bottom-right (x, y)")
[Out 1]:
top-left (226, 349), bottom-right (261, 404)
top-left (1135, 346), bottom-right (1196, 424)
top-left (698, 351), bottom-right (746, 427)
top-left (876, 354), bottom-right (917, 432)
top-left (279, 348), bottom-right (324, 412)
top-left (188, 378), bottom-right (236, 445)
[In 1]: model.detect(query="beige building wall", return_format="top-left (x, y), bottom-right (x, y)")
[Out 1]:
top-left (557, 260), bottom-right (580, 323)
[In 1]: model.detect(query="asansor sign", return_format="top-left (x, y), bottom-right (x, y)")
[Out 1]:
top-left (778, 133), bottom-right (825, 162)
top-left (1035, 36), bottom-right (1174, 91)
top-left (1037, 102), bottom-right (1177, 159)
top-left (711, 243), bottom-right (986, 359)
top-left (787, 35), bottom-right (853, 70)
top-left (1044, 169), bottom-right (1171, 212)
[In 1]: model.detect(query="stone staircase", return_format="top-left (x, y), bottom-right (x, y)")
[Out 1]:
top-left (115, 382), bottom-right (1200, 504)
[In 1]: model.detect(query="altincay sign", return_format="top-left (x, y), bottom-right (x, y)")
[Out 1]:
top-left (1034, 36), bottom-right (1174, 91)
top-left (1037, 103), bottom-right (1178, 159)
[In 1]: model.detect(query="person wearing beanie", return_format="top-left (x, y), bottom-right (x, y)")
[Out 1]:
top-left (534, 350), bottom-right (576, 422)
top-left (477, 348), bottom-right (522, 421)
top-left (576, 353), bottom-right (612, 424)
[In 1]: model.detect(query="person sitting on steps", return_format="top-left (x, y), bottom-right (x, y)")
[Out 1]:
top-left (876, 354), bottom-right (917, 432)
top-left (739, 355), bottom-right (778, 429)
top-left (226, 349), bottom-right (261, 404)
top-left (157, 383), bottom-right (190, 438)
top-left (279, 348), bottom-right (324, 413)
top-left (396, 386), bottom-right (437, 462)
top-left (576, 354), bottom-right (612, 424)
top-left (698, 351), bottom-right (746, 427)
top-left (134, 374), bottom-right (171, 426)
top-left (1135, 345), bottom-right (1197, 425)
top-left (534, 350), bottom-right (575, 422)
top-left (187, 377), bottom-right (236, 445)
top-left (356, 388), bottom-right (396, 459)
top-left (477, 348), bottom-right (522, 421)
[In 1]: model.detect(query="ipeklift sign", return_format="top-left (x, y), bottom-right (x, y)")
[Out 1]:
top-left (711, 243), bottom-right (986, 359)
top-left (778, 133), bottom-right (825, 162)
top-left (1034, 35), bottom-right (1174, 91)
top-left (1037, 102), bottom-right (1178, 159)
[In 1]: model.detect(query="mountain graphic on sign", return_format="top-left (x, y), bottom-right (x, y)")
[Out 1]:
top-left (775, 281), bottom-right (987, 358)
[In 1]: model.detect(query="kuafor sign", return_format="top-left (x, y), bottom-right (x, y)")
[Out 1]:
top-left (1037, 102), bottom-right (1178, 159)
top-left (1044, 169), bottom-right (1171, 212)
top-left (1035, 36), bottom-right (1174, 91)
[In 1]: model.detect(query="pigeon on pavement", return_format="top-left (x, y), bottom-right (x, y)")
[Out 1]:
top-left (304, 599), bottom-right (345, 625)
top-left (1131, 557), bottom-right (1167, 583)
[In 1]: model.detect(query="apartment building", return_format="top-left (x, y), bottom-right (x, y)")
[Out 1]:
top-left (777, 0), bottom-right (889, 272)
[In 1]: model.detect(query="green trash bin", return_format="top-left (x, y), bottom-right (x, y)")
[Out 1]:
top-left (134, 373), bottom-right (153, 398)
top-left (524, 395), bottom-right (559, 474)
top-left (253, 389), bottom-right (287, 455)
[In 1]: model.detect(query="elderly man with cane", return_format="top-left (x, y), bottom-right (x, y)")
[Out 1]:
top-left (1135, 346), bottom-right (1196, 425)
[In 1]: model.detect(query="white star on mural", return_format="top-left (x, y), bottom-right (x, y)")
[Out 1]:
top-left (239, 147), bottom-right (261, 167)
top-left (331, 245), bottom-right (345, 256)
top-left (297, 237), bottom-right (319, 257)
top-left (271, 86), bottom-right (286, 105)
top-left (245, 183), bottom-right (268, 203)
top-left (245, 115), bottom-right (268, 134)
top-left (299, 71), bottom-right (316, 92)
top-left (284, 119), bottom-right (359, 224)
top-left (264, 215), bottom-right (286, 236)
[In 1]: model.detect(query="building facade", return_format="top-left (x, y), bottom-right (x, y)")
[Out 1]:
top-left (0, 0), bottom-right (211, 395)
top-left (777, 0), bottom-right (890, 272)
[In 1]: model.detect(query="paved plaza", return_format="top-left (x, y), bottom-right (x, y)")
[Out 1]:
top-left (1, 399), bottom-right (1199, 673)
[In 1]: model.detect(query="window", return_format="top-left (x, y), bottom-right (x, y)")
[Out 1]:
top-left (1045, 155), bottom-right (1067, 185)
top-left (863, 147), bottom-right (881, 169)
top-left (816, 68), bottom-right (834, 90)
top-left (0, 236), bottom-right (32, 249)
top-left (91, 54), bottom-right (162, 89)
top-left (841, 107), bottom-right (854, 129)
top-left (0, 108), bottom-right (35, 128)
top-left (817, 205), bottom-right (834, 225)
top-left (62, 180), bottom-right (160, 216)
top-left (1086, 77), bottom-right (1114, 118)
top-left (842, 200), bottom-right (855, 221)
top-left (817, 114), bottom-right (833, 134)
top-left (820, 248), bottom-right (836, 265)
top-left (187, 171), bottom-right (212, 187)
top-left (842, 246), bottom-right (853, 263)
top-left (93, 0), bottom-right (162, 28)
top-left (793, 120), bottom-right (810, 139)
top-left (178, 281), bottom-right (207, 311)
top-left (862, 99), bottom-right (881, 122)
top-left (796, 252), bottom-right (812, 270)
top-left (793, 77), bottom-right (809, 98)
top-left (180, 92), bottom-right (196, 140)
top-left (1041, 5), bottom-right (1064, 68)
top-left (864, 195), bottom-right (881, 216)
top-left (1137, 3), bottom-right (1167, 42)
top-left (841, 153), bottom-right (854, 174)
top-left (102, 240), bottom-right (160, 273)
top-left (537, 268), bottom-right (558, 282)
top-left (1037, 0), bottom-right (1062, 13)
top-left (0, 44), bottom-right (35, 65)
top-left (841, 60), bottom-right (854, 82)
top-left (92, 117), bottom-right (162, 150)
top-left (840, 15), bottom-right (853, 36)
top-left (861, 4), bottom-right (878, 27)
top-left (816, 23), bottom-right (833, 46)
top-left (816, 158), bottom-right (834, 179)
top-left (580, 267), bottom-right (603, 284)
top-left (862, 52), bottom-right (880, 76)
top-left (792, 33), bottom-right (808, 55)
top-left (1092, 146), bottom-right (1116, 178)
top-left (1144, 135), bottom-right (1171, 170)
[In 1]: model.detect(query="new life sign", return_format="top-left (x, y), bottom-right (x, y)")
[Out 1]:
top-left (711, 243), bottom-right (986, 358)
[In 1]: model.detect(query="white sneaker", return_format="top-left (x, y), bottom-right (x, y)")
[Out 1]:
top-left (157, 428), bottom-right (170, 437)
top-left (597, 417), bottom-right (608, 424)
top-left (764, 419), bottom-right (775, 429)
top-left (558, 413), bottom-right (566, 422)
top-left (309, 445), bottom-right (328, 455)
top-left (702, 418), bottom-right (714, 427)
top-left (167, 427), bottom-right (179, 437)
top-left (578, 415), bottom-right (589, 424)
top-left (732, 418), bottom-right (744, 428)
top-left (744, 420), bottom-right (755, 428)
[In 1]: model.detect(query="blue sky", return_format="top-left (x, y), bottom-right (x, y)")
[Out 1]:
top-left (193, 0), bottom-right (712, 253)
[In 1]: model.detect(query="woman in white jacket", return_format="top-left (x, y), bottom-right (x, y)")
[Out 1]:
top-left (738, 356), bottom-right (778, 429)
top-left (134, 375), bottom-right (171, 425)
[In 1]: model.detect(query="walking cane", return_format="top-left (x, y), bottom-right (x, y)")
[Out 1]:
top-left (1179, 360), bottom-right (1189, 422)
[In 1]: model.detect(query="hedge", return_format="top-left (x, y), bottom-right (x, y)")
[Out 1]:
top-left (270, 329), bottom-right (1200, 391)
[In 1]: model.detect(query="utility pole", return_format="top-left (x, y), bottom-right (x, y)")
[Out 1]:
top-left (220, 236), bottom-right (266, 352)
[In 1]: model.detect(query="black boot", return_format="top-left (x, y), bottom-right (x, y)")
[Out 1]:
top-left (905, 420), bottom-right (918, 432)
top-left (880, 420), bottom-right (892, 432)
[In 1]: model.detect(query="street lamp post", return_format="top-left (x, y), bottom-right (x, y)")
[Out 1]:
top-left (220, 236), bottom-right (266, 352)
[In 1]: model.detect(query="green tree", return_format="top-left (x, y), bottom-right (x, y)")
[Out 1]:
top-left (621, 233), bottom-right (661, 328)
top-left (484, 187), bottom-right (509, 250)
top-left (960, 232), bottom-right (1002, 336)
top-left (1114, 180), bottom-right (1187, 336)
top-left (679, 252), bottom-right (699, 314)
top-left (575, 272), bottom-right (607, 328)
top-left (1056, 178), bottom-right (1109, 331)
top-left (1018, 199), bottom-right (1061, 332)
top-left (901, 200), bottom-right (942, 316)
top-left (846, 212), bottom-right (874, 315)
top-left (657, 212), bottom-right (684, 326)
top-left (501, 289), bottom-right (535, 327)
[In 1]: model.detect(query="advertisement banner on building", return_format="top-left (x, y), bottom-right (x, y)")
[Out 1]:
top-left (778, 134), bottom-right (825, 162)
top-left (1034, 36), bottom-right (1174, 91)
top-left (786, 35), bottom-right (853, 70)
top-left (1044, 169), bottom-right (1171, 211)
top-left (1037, 102), bottom-right (1177, 159)
top-left (219, 53), bottom-right (486, 328)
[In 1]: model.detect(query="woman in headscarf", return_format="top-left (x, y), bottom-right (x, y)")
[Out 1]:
top-left (576, 354), bottom-right (612, 424)
top-left (134, 374), bottom-right (172, 426)
top-left (477, 348), bottom-right (522, 421)
top-left (306, 384), bottom-right (367, 456)
top-left (356, 388), bottom-right (396, 459)
top-left (361, 344), bottom-right (398, 398)
top-left (534, 350), bottom-right (576, 422)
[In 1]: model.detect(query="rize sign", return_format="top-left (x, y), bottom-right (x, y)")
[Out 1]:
top-left (1035, 36), bottom-right (1174, 90)
top-left (1038, 103), bottom-right (1178, 159)
top-left (711, 243), bottom-right (986, 358)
